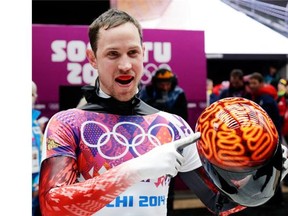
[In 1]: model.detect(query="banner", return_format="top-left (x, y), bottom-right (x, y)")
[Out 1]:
top-left (32, 24), bottom-right (206, 127)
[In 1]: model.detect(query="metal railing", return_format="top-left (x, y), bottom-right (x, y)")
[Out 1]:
top-left (221, 0), bottom-right (288, 37)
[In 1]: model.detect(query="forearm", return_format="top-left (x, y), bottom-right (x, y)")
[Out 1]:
top-left (39, 156), bottom-right (140, 216)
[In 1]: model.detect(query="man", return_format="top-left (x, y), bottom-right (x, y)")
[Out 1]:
top-left (219, 69), bottom-right (251, 99)
top-left (32, 81), bottom-right (43, 216)
top-left (39, 9), bottom-right (200, 216)
top-left (139, 68), bottom-right (188, 123)
top-left (264, 64), bottom-right (281, 89)
top-left (39, 9), bottom-right (288, 216)
top-left (248, 72), bottom-right (284, 207)
top-left (206, 78), bottom-right (218, 105)
top-left (248, 72), bottom-right (280, 132)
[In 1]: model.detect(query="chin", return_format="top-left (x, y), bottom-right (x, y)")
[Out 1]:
top-left (114, 91), bottom-right (135, 102)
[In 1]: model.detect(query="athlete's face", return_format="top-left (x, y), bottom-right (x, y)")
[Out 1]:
top-left (87, 22), bottom-right (145, 101)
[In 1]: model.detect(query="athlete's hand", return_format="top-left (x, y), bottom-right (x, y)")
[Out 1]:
top-left (281, 144), bottom-right (288, 181)
top-left (126, 132), bottom-right (201, 180)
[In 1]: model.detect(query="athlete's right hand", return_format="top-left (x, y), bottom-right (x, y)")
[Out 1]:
top-left (126, 132), bottom-right (201, 180)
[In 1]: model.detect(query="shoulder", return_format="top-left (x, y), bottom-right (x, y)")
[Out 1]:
top-left (219, 88), bottom-right (229, 98)
top-left (139, 85), bottom-right (154, 96)
top-left (172, 86), bottom-right (186, 98)
top-left (174, 86), bottom-right (185, 93)
top-left (53, 108), bottom-right (82, 116)
top-left (50, 108), bottom-right (85, 124)
top-left (32, 109), bottom-right (41, 120)
top-left (158, 111), bottom-right (190, 129)
top-left (137, 99), bottom-right (160, 115)
top-left (261, 94), bottom-right (277, 103)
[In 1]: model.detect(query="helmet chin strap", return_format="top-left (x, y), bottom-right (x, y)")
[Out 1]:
top-left (215, 192), bottom-right (224, 215)
top-left (215, 192), bottom-right (229, 216)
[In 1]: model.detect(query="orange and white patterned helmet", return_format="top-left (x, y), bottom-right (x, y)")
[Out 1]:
top-left (195, 97), bottom-right (282, 207)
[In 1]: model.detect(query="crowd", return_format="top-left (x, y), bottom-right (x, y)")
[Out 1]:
top-left (210, 70), bottom-right (288, 171)
top-left (208, 68), bottom-right (288, 209)
top-left (208, 68), bottom-right (288, 149)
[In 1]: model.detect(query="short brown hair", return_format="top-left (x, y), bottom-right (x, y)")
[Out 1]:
top-left (249, 72), bottom-right (264, 83)
top-left (230, 69), bottom-right (243, 79)
top-left (88, 8), bottom-right (143, 53)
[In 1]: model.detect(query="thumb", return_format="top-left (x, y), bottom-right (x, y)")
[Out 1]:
top-left (173, 132), bottom-right (201, 150)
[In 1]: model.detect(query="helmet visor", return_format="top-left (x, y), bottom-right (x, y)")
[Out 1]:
top-left (202, 144), bottom-right (282, 207)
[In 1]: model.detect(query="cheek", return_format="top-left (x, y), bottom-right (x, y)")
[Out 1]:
top-left (134, 60), bottom-right (144, 76)
top-left (98, 61), bottom-right (115, 76)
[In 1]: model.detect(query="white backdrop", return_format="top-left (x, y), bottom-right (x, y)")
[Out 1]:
top-left (140, 0), bottom-right (288, 55)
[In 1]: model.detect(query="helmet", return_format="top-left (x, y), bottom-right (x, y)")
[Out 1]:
top-left (195, 97), bottom-right (282, 207)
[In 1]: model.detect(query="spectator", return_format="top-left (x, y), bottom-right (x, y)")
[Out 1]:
top-left (248, 72), bottom-right (280, 132)
top-left (206, 78), bottom-right (218, 105)
top-left (212, 80), bottom-right (230, 97)
top-left (32, 81), bottom-right (43, 216)
top-left (264, 64), bottom-right (281, 89)
top-left (248, 72), bottom-right (284, 207)
top-left (277, 78), bottom-right (288, 135)
top-left (139, 68), bottom-right (188, 121)
top-left (281, 80), bottom-right (288, 144)
top-left (219, 69), bottom-right (251, 99)
top-left (277, 78), bottom-right (288, 187)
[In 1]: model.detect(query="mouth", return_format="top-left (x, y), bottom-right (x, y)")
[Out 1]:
top-left (115, 75), bottom-right (134, 85)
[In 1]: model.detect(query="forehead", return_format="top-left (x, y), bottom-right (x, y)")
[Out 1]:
top-left (230, 76), bottom-right (241, 80)
top-left (249, 78), bottom-right (260, 83)
top-left (97, 22), bottom-right (141, 47)
top-left (157, 82), bottom-right (172, 88)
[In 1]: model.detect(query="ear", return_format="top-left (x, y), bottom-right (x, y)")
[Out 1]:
top-left (86, 49), bottom-right (97, 69)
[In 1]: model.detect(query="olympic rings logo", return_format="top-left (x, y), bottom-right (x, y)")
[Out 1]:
top-left (141, 63), bottom-right (171, 85)
top-left (81, 120), bottom-right (175, 160)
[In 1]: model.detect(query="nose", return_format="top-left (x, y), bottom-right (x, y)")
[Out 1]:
top-left (118, 55), bottom-right (132, 71)
top-left (162, 85), bottom-right (170, 92)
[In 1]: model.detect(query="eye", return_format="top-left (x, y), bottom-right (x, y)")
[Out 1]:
top-left (128, 50), bottom-right (139, 57)
top-left (107, 51), bottom-right (119, 58)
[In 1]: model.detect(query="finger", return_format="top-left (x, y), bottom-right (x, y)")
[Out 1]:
top-left (175, 152), bottom-right (185, 165)
top-left (172, 132), bottom-right (201, 150)
top-left (167, 166), bottom-right (178, 178)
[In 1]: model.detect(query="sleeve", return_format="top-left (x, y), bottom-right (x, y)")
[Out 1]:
top-left (41, 111), bottom-right (78, 162)
top-left (39, 156), bottom-right (141, 216)
top-left (32, 174), bottom-right (39, 192)
top-left (260, 96), bottom-right (282, 136)
top-left (39, 111), bottom-right (143, 215)
top-left (218, 88), bottom-right (228, 100)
